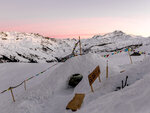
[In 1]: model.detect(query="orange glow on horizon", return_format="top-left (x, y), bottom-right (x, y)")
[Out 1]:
top-left (48, 33), bottom-right (106, 39)
top-left (0, 17), bottom-right (150, 38)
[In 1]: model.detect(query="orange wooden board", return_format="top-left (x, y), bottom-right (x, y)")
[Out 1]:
top-left (88, 66), bottom-right (100, 86)
top-left (66, 93), bottom-right (85, 111)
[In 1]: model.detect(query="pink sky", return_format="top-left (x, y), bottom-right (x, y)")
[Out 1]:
top-left (1, 17), bottom-right (150, 39)
top-left (1, 0), bottom-right (150, 39)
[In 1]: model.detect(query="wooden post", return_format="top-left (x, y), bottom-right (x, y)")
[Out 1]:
top-left (122, 80), bottom-right (124, 89)
top-left (24, 80), bottom-right (26, 91)
top-left (10, 87), bottom-right (15, 102)
top-left (106, 60), bottom-right (108, 79)
top-left (124, 76), bottom-right (128, 87)
top-left (90, 85), bottom-right (94, 92)
top-left (79, 36), bottom-right (82, 55)
top-left (128, 50), bottom-right (133, 64)
top-left (98, 75), bottom-right (101, 82)
top-left (144, 53), bottom-right (146, 60)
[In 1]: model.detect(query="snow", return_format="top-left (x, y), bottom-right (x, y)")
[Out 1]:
top-left (77, 58), bottom-right (150, 113)
top-left (0, 46), bottom-right (150, 113)
top-left (0, 32), bottom-right (77, 62)
top-left (0, 31), bottom-right (150, 113)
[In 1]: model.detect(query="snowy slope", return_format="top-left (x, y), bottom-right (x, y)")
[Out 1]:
top-left (0, 32), bottom-right (77, 63)
top-left (0, 31), bottom-right (150, 63)
top-left (0, 46), bottom-right (150, 113)
top-left (77, 57), bottom-right (150, 113)
top-left (0, 31), bottom-right (150, 113)
top-left (82, 31), bottom-right (150, 53)
top-left (0, 53), bottom-right (113, 113)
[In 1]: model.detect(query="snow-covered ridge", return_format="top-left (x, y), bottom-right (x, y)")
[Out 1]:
top-left (0, 32), bottom-right (77, 63)
top-left (0, 31), bottom-right (150, 63)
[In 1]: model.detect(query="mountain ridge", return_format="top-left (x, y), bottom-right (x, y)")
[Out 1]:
top-left (0, 30), bottom-right (150, 63)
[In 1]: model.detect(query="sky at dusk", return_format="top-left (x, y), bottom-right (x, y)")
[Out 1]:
top-left (0, 0), bottom-right (150, 38)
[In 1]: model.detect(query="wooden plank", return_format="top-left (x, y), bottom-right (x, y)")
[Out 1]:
top-left (88, 66), bottom-right (101, 86)
top-left (66, 93), bottom-right (85, 111)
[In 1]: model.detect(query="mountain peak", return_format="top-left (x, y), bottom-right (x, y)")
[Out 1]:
top-left (92, 30), bottom-right (126, 39)
top-left (104, 30), bottom-right (125, 37)
top-left (112, 30), bottom-right (125, 35)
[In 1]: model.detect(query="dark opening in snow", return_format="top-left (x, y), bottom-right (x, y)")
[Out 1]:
top-left (68, 74), bottom-right (83, 88)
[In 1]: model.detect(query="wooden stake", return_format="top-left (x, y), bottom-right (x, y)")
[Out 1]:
top-left (124, 76), bottom-right (128, 87)
top-left (90, 85), bottom-right (94, 92)
top-left (24, 80), bottom-right (26, 91)
top-left (128, 50), bottom-right (133, 64)
top-left (106, 60), bottom-right (108, 79)
top-left (10, 87), bottom-right (15, 102)
top-left (144, 53), bottom-right (146, 60)
top-left (79, 36), bottom-right (82, 55)
top-left (122, 80), bottom-right (124, 89)
top-left (98, 75), bottom-right (101, 83)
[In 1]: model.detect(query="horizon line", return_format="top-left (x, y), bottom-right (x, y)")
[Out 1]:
top-left (0, 30), bottom-right (149, 39)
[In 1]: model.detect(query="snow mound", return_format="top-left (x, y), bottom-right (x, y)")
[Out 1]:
top-left (0, 54), bottom-right (115, 113)
top-left (0, 52), bottom-right (150, 113)
top-left (77, 57), bottom-right (150, 113)
top-left (30, 53), bottom-right (110, 95)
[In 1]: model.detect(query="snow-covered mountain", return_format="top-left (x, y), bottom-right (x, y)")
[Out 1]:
top-left (82, 30), bottom-right (150, 53)
top-left (0, 30), bottom-right (150, 63)
top-left (0, 32), bottom-right (77, 63)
